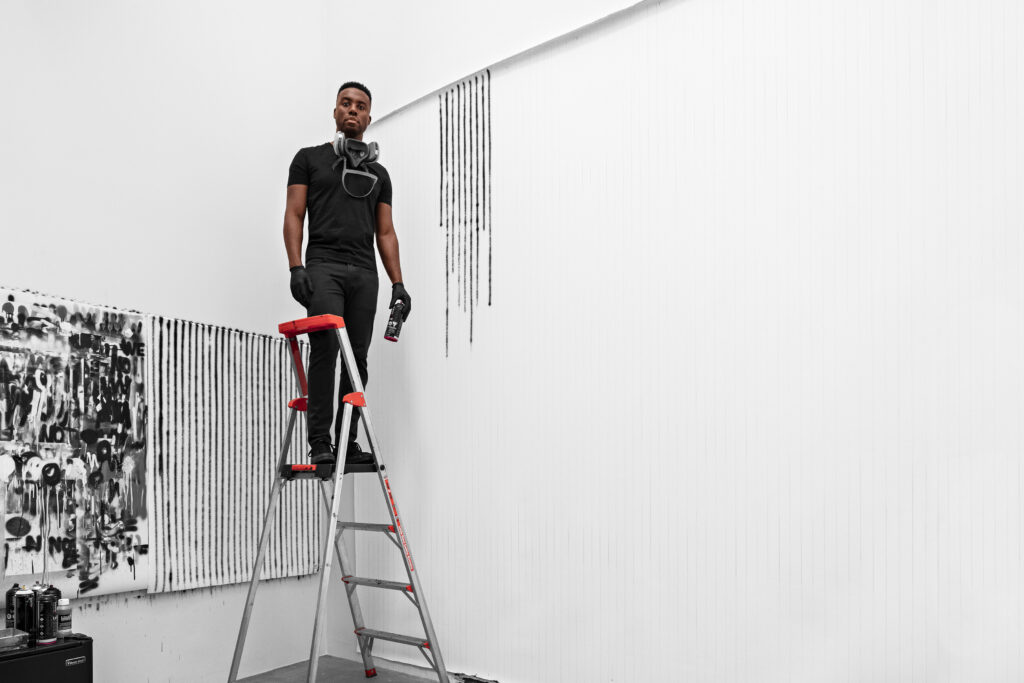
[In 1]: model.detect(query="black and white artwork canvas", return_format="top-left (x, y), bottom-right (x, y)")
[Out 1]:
top-left (0, 287), bottom-right (149, 596)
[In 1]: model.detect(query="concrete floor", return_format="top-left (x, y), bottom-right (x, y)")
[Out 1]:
top-left (240, 655), bottom-right (439, 683)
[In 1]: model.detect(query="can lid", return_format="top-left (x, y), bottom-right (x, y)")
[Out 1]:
top-left (58, 598), bottom-right (69, 605)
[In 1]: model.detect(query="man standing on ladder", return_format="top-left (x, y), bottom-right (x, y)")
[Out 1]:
top-left (283, 81), bottom-right (411, 467)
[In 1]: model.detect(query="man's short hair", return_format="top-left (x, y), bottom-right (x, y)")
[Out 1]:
top-left (338, 81), bottom-right (372, 103)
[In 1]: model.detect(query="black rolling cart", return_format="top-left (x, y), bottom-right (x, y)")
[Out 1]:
top-left (0, 634), bottom-right (93, 682)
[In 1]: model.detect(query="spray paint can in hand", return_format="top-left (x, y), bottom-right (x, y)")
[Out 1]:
top-left (384, 300), bottom-right (406, 342)
top-left (4, 583), bottom-right (19, 628)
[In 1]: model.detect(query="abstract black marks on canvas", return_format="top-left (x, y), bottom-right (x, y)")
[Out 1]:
top-left (0, 288), bottom-right (148, 596)
top-left (439, 69), bottom-right (492, 356)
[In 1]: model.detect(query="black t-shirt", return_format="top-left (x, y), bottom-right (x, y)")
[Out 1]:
top-left (288, 142), bottom-right (392, 272)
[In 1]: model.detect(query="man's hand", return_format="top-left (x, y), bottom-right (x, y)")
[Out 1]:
top-left (290, 266), bottom-right (314, 308)
top-left (390, 282), bottom-right (411, 320)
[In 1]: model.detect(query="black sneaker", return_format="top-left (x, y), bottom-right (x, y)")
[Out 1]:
top-left (309, 439), bottom-right (336, 466)
top-left (344, 441), bottom-right (376, 467)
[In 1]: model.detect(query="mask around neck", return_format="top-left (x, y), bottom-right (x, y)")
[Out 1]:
top-left (333, 132), bottom-right (379, 168)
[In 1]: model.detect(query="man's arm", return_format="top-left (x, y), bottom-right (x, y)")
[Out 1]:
top-left (375, 202), bottom-right (403, 284)
top-left (284, 184), bottom-right (314, 308)
top-left (284, 184), bottom-right (308, 268)
top-left (376, 203), bottom-right (411, 319)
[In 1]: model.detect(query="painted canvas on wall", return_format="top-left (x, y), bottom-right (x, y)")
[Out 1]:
top-left (147, 317), bottom-right (321, 593)
top-left (0, 288), bottom-right (149, 597)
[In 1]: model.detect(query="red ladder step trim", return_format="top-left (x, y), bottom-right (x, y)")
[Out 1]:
top-left (278, 314), bottom-right (346, 338)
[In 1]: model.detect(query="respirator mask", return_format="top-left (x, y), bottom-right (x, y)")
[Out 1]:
top-left (332, 132), bottom-right (380, 199)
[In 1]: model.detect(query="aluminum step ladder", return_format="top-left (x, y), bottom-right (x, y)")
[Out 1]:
top-left (228, 314), bottom-right (448, 682)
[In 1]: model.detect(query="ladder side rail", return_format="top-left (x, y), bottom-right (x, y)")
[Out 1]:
top-left (228, 410), bottom-right (298, 683)
top-left (306, 402), bottom-right (355, 683)
top-left (334, 324), bottom-right (449, 682)
top-left (318, 481), bottom-right (377, 675)
top-left (286, 337), bottom-right (309, 397)
top-left (361, 406), bottom-right (449, 683)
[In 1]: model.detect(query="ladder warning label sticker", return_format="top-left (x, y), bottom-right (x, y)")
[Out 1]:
top-left (384, 477), bottom-right (415, 572)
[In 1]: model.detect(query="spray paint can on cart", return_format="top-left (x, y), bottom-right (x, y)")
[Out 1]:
top-left (56, 598), bottom-right (73, 638)
top-left (13, 587), bottom-right (34, 639)
top-left (4, 583), bottom-right (19, 628)
top-left (36, 591), bottom-right (58, 645)
top-left (384, 300), bottom-right (406, 342)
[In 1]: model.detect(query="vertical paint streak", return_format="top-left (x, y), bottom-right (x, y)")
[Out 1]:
top-left (459, 81), bottom-right (465, 312)
top-left (487, 68), bottom-right (493, 307)
top-left (277, 341), bottom-right (285, 580)
top-left (254, 333), bottom-right (265, 579)
top-left (242, 333), bottom-right (252, 581)
top-left (156, 318), bottom-right (167, 592)
top-left (448, 90), bottom-right (455, 350)
top-left (166, 318), bottom-right (174, 592)
top-left (475, 72), bottom-right (482, 309)
top-left (229, 330), bottom-right (239, 584)
top-left (244, 333), bottom-right (253, 582)
top-left (272, 339), bottom-right (281, 578)
top-left (444, 92), bottom-right (450, 357)
top-left (199, 325), bottom-right (207, 589)
top-left (215, 326), bottom-right (223, 585)
top-left (454, 82), bottom-right (461, 312)
top-left (273, 340), bottom-right (283, 579)
top-left (461, 77), bottom-right (468, 314)
top-left (189, 322), bottom-right (198, 588)
top-left (469, 74), bottom-right (476, 343)
top-left (172, 319), bottom-right (182, 590)
top-left (241, 333), bottom-right (250, 582)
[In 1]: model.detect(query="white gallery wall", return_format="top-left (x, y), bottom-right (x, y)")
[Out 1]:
top-left (321, 0), bottom-right (639, 117)
top-left (0, 1), bottom-right (648, 681)
top-left (0, 2), bottom-right (358, 681)
top-left (0, 1), bottom-right (331, 334)
top-left (358, 0), bottom-right (1024, 681)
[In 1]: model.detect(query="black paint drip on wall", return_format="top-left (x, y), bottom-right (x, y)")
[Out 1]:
top-left (439, 69), bottom-right (492, 356)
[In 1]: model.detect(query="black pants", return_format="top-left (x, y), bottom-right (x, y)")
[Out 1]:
top-left (304, 261), bottom-right (379, 448)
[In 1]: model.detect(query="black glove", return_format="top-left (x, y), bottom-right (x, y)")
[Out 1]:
top-left (390, 282), bottom-right (411, 320)
top-left (289, 266), bottom-right (314, 308)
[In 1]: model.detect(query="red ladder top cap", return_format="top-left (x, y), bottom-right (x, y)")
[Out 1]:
top-left (278, 314), bottom-right (346, 338)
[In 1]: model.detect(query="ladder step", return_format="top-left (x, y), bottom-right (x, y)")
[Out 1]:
top-left (344, 461), bottom-right (378, 474)
top-left (279, 462), bottom-right (378, 480)
top-left (280, 463), bottom-right (334, 480)
top-left (355, 627), bottom-right (429, 649)
top-left (342, 576), bottom-right (413, 592)
top-left (338, 522), bottom-right (395, 533)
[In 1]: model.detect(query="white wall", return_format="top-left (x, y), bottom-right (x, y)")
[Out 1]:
top-left (0, 0), bottom-right (330, 333)
top-left (9, 0), bottom-right (1022, 680)
top-left (360, 0), bottom-right (1024, 681)
top-left (1, 1), bottom-right (635, 678)
top-left (2, 1), bottom-right (658, 678)
top-left (321, 0), bottom-right (635, 117)
top-left (0, 2), bottom-right (361, 680)
top-left (0, 0), bottom-right (635, 337)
